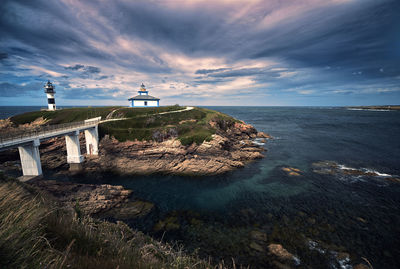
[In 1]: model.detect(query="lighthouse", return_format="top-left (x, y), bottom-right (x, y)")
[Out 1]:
top-left (128, 83), bottom-right (160, 107)
top-left (44, 80), bottom-right (56, 110)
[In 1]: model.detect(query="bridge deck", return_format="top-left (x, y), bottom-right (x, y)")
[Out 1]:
top-left (0, 118), bottom-right (100, 151)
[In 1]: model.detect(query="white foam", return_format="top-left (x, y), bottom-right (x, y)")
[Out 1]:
top-left (362, 168), bottom-right (392, 177)
top-left (308, 240), bottom-right (325, 254)
top-left (337, 256), bottom-right (352, 269)
top-left (339, 164), bottom-right (394, 178)
top-left (338, 164), bottom-right (357, 171)
top-left (293, 256), bottom-right (301, 266)
top-left (252, 138), bottom-right (266, 146)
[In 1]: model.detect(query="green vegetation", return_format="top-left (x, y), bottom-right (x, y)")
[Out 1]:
top-left (99, 107), bottom-right (236, 145)
top-left (10, 105), bottom-right (238, 145)
top-left (10, 105), bottom-right (185, 125)
top-left (0, 174), bottom-right (235, 269)
top-left (10, 107), bottom-right (118, 125)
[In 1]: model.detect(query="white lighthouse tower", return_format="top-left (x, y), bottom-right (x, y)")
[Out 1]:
top-left (44, 80), bottom-right (56, 110)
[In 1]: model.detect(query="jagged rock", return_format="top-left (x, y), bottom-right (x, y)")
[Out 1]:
top-left (268, 244), bottom-right (299, 266)
top-left (385, 177), bottom-right (400, 183)
top-left (282, 167), bottom-right (303, 176)
top-left (257, 131), bottom-right (273, 139)
top-left (312, 161), bottom-right (400, 183)
top-left (99, 200), bottom-right (154, 219)
top-left (27, 179), bottom-right (153, 219)
top-left (82, 120), bottom-right (266, 176)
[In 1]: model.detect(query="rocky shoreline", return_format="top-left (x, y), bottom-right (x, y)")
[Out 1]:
top-left (86, 121), bottom-right (270, 176)
top-left (26, 178), bottom-right (155, 220)
top-left (0, 118), bottom-right (271, 177)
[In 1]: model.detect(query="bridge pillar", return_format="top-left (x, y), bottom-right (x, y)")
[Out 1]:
top-left (84, 126), bottom-right (99, 155)
top-left (65, 131), bottom-right (84, 165)
top-left (18, 139), bottom-right (42, 176)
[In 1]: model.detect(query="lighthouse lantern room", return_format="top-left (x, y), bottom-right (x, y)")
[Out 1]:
top-left (44, 80), bottom-right (56, 110)
top-left (128, 83), bottom-right (160, 107)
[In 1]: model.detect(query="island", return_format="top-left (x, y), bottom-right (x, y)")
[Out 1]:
top-left (0, 105), bottom-right (271, 177)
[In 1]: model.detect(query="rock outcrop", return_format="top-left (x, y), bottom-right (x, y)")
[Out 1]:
top-left (312, 161), bottom-right (400, 183)
top-left (267, 244), bottom-right (300, 268)
top-left (281, 167), bottom-right (303, 176)
top-left (28, 179), bottom-right (153, 219)
top-left (21, 119), bottom-right (269, 176)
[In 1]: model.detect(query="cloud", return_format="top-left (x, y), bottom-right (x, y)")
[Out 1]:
top-left (65, 64), bottom-right (84, 70)
top-left (86, 66), bottom-right (101, 74)
top-left (0, 52), bottom-right (8, 60)
top-left (0, 0), bottom-right (399, 105)
top-left (195, 68), bottom-right (231, 74)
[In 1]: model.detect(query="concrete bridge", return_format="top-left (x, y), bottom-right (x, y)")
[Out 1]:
top-left (0, 117), bottom-right (101, 177)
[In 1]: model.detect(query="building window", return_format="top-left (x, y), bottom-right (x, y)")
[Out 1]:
top-left (144, 101), bottom-right (148, 106)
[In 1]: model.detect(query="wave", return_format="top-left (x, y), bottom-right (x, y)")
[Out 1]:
top-left (337, 164), bottom-right (393, 177)
top-left (337, 164), bottom-right (358, 171)
top-left (252, 138), bottom-right (266, 146)
top-left (361, 168), bottom-right (392, 177)
top-left (313, 161), bottom-right (399, 184)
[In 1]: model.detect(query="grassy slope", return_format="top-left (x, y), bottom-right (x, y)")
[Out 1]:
top-left (10, 105), bottom-right (185, 125)
top-left (10, 106), bottom-right (238, 146)
top-left (0, 174), bottom-right (231, 269)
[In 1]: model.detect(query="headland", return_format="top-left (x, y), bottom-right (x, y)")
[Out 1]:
top-left (0, 105), bottom-right (271, 177)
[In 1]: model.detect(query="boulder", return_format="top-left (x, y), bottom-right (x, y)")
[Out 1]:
top-left (268, 244), bottom-right (299, 265)
top-left (281, 167), bottom-right (303, 176)
top-left (257, 132), bottom-right (273, 139)
top-left (27, 180), bottom-right (153, 219)
top-left (250, 230), bottom-right (268, 242)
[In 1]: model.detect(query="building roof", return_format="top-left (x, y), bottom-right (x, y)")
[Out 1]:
top-left (128, 95), bottom-right (160, 101)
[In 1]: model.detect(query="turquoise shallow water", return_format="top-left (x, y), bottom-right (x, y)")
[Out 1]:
top-left (2, 106), bottom-right (400, 268)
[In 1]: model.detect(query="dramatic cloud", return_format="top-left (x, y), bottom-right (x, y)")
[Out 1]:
top-left (65, 64), bottom-right (84, 71)
top-left (0, 0), bottom-right (399, 106)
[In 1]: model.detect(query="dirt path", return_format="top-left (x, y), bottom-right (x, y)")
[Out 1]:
top-left (100, 106), bottom-right (194, 123)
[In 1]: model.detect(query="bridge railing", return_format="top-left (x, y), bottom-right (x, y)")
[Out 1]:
top-left (0, 118), bottom-right (100, 145)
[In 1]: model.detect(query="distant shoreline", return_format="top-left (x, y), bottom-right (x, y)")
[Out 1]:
top-left (346, 105), bottom-right (400, 111)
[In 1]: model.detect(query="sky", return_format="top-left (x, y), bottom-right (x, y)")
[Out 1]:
top-left (0, 0), bottom-right (399, 107)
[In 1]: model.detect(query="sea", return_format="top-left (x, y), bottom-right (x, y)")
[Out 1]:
top-left (1, 106), bottom-right (400, 268)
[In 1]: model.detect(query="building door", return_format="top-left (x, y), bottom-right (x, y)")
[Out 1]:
top-left (144, 101), bottom-right (147, 106)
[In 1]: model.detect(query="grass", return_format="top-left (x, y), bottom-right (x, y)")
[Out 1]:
top-left (0, 174), bottom-right (241, 269)
top-left (99, 107), bottom-right (233, 145)
top-left (10, 107), bottom-right (120, 125)
top-left (9, 105), bottom-right (239, 146)
top-left (10, 106), bottom-right (186, 125)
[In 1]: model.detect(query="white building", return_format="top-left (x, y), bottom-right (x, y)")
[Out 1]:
top-left (44, 80), bottom-right (56, 110)
top-left (128, 83), bottom-right (160, 107)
